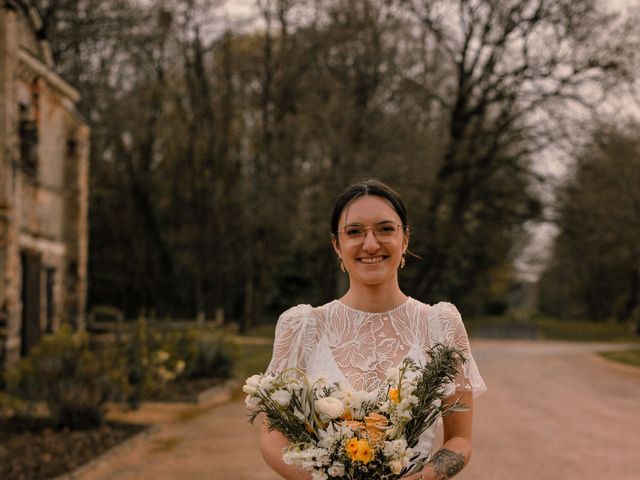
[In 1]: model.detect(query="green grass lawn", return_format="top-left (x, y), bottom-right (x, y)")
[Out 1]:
top-left (230, 342), bottom-right (274, 379)
top-left (599, 348), bottom-right (640, 368)
top-left (466, 314), bottom-right (640, 369)
top-left (533, 317), bottom-right (640, 343)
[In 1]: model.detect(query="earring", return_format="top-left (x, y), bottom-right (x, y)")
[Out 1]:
top-left (339, 258), bottom-right (346, 272)
top-left (400, 252), bottom-right (406, 269)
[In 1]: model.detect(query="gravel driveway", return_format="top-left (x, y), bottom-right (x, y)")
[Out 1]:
top-left (67, 340), bottom-right (640, 480)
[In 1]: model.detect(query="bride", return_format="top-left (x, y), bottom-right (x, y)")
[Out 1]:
top-left (259, 180), bottom-right (486, 480)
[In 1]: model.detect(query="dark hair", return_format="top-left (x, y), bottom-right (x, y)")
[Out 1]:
top-left (331, 179), bottom-right (409, 236)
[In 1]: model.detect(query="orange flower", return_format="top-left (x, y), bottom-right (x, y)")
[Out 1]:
top-left (364, 412), bottom-right (389, 444)
top-left (389, 387), bottom-right (400, 403)
top-left (344, 420), bottom-right (365, 430)
top-left (354, 439), bottom-right (374, 464)
top-left (346, 438), bottom-right (359, 457)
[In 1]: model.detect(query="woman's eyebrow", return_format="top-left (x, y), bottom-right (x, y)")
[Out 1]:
top-left (344, 219), bottom-right (394, 226)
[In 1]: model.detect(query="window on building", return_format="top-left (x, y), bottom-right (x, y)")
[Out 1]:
top-left (19, 103), bottom-right (38, 177)
top-left (45, 268), bottom-right (56, 334)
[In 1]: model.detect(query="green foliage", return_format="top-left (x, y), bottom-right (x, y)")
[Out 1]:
top-left (0, 390), bottom-right (25, 419)
top-left (171, 327), bottom-right (234, 380)
top-left (6, 325), bottom-right (126, 429)
top-left (37, 0), bottom-right (634, 322)
top-left (540, 124), bottom-right (640, 322)
top-left (116, 316), bottom-right (186, 408)
top-left (114, 318), bottom-right (235, 408)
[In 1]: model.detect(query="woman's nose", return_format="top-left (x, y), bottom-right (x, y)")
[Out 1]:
top-left (362, 230), bottom-right (380, 252)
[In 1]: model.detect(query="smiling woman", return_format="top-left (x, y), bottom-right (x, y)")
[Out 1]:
top-left (256, 180), bottom-right (486, 480)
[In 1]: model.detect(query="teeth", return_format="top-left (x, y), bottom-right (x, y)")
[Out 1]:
top-left (360, 257), bottom-right (384, 264)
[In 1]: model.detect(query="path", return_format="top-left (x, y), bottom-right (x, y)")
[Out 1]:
top-left (63, 340), bottom-right (640, 480)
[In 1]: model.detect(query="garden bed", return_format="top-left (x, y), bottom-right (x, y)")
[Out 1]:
top-left (0, 376), bottom-right (228, 480)
top-left (0, 416), bottom-right (146, 480)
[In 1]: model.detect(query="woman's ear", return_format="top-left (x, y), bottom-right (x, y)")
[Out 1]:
top-left (331, 234), bottom-right (342, 257)
top-left (403, 227), bottom-right (410, 251)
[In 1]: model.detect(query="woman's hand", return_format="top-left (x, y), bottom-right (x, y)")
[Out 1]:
top-left (259, 420), bottom-right (312, 480)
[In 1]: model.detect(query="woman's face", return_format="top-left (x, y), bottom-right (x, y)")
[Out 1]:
top-left (333, 195), bottom-right (409, 288)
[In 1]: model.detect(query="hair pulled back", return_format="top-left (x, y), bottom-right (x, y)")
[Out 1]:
top-left (330, 179), bottom-right (408, 237)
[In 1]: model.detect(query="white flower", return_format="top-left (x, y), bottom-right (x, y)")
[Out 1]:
top-left (245, 395), bottom-right (261, 411)
top-left (259, 374), bottom-right (276, 391)
top-left (315, 397), bottom-right (345, 419)
top-left (386, 367), bottom-right (400, 384)
top-left (383, 438), bottom-right (408, 457)
top-left (271, 389), bottom-right (292, 407)
top-left (243, 374), bottom-right (263, 395)
top-left (406, 394), bottom-right (419, 405)
top-left (311, 470), bottom-right (328, 480)
top-left (327, 462), bottom-right (345, 477)
top-left (389, 459), bottom-right (403, 474)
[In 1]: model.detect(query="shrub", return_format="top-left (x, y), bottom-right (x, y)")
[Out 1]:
top-left (174, 327), bottom-right (234, 380)
top-left (117, 316), bottom-right (187, 408)
top-left (6, 325), bottom-right (126, 429)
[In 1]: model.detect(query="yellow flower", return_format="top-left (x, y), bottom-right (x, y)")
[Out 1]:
top-left (346, 438), bottom-right (374, 464)
top-left (346, 438), bottom-right (359, 457)
top-left (389, 387), bottom-right (400, 403)
top-left (355, 439), bottom-right (374, 464)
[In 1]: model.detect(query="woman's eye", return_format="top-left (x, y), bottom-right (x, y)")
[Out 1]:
top-left (379, 224), bottom-right (396, 233)
top-left (346, 228), bottom-right (363, 236)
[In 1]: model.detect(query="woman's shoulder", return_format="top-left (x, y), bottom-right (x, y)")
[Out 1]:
top-left (275, 304), bottom-right (316, 328)
top-left (278, 303), bottom-right (315, 318)
top-left (409, 298), bottom-right (462, 317)
top-left (427, 300), bottom-right (462, 316)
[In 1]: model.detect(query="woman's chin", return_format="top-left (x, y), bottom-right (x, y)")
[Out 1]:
top-left (351, 270), bottom-right (394, 286)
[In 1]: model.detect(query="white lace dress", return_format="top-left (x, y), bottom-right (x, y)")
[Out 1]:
top-left (266, 297), bottom-right (487, 456)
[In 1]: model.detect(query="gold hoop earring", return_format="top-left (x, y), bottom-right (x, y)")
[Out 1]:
top-left (339, 258), bottom-right (346, 272)
top-left (400, 253), bottom-right (406, 269)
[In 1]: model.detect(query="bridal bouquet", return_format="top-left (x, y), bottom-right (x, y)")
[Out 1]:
top-left (244, 344), bottom-right (467, 480)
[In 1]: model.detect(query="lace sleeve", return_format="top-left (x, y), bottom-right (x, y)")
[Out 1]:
top-left (266, 304), bottom-right (316, 375)
top-left (430, 302), bottom-right (487, 399)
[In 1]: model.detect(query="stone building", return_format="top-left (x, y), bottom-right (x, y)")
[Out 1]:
top-left (0, 0), bottom-right (89, 371)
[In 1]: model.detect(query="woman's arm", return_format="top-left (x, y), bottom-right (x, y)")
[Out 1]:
top-left (260, 420), bottom-right (312, 480)
top-left (404, 390), bottom-right (474, 480)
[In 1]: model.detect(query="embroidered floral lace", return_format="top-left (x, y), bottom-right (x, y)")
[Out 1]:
top-left (266, 298), bottom-right (487, 455)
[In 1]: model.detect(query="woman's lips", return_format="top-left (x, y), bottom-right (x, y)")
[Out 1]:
top-left (358, 256), bottom-right (387, 264)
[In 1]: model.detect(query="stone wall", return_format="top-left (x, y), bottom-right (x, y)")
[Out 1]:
top-left (0, 1), bottom-right (89, 370)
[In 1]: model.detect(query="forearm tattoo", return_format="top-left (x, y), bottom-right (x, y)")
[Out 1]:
top-left (429, 448), bottom-right (465, 479)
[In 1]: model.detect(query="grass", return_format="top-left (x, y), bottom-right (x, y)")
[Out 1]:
top-left (241, 323), bottom-right (276, 339)
top-left (466, 314), bottom-right (640, 370)
top-left (230, 342), bottom-right (274, 379)
top-left (533, 317), bottom-right (640, 343)
top-left (599, 348), bottom-right (640, 368)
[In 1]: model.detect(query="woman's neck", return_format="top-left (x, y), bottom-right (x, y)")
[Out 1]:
top-left (339, 283), bottom-right (408, 313)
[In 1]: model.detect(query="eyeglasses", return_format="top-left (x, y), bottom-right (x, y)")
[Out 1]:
top-left (338, 221), bottom-right (405, 246)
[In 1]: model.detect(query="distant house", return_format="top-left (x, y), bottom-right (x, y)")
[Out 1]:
top-left (0, 0), bottom-right (89, 371)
